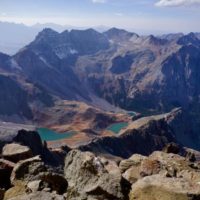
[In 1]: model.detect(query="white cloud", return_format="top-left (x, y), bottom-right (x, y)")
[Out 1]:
top-left (155, 0), bottom-right (200, 7)
top-left (92, 0), bottom-right (107, 3)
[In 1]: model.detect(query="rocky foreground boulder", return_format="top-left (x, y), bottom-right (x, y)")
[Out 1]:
top-left (129, 174), bottom-right (200, 200)
top-left (3, 155), bottom-right (68, 200)
top-left (64, 150), bottom-right (130, 200)
top-left (1, 124), bottom-right (200, 199)
top-left (0, 144), bottom-right (200, 199)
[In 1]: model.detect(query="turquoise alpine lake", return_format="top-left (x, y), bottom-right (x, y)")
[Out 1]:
top-left (107, 122), bottom-right (128, 134)
top-left (37, 128), bottom-right (77, 141)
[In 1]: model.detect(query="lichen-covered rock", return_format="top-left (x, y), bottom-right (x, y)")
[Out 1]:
top-left (122, 150), bottom-right (200, 187)
top-left (129, 174), bottom-right (200, 200)
top-left (140, 159), bottom-right (161, 177)
top-left (2, 143), bottom-right (33, 163)
top-left (120, 154), bottom-right (146, 184)
top-left (119, 154), bottom-right (146, 172)
top-left (64, 150), bottom-right (130, 200)
top-left (122, 165), bottom-right (141, 184)
top-left (10, 156), bottom-right (46, 185)
top-left (119, 159), bottom-right (137, 173)
top-left (149, 151), bottom-right (199, 177)
top-left (129, 154), bottom-right (147, 164)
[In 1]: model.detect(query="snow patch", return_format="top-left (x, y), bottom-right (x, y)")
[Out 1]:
top-left (39, 56), bottom-right (54, 69)
top-left (55, 47), bottom-right (78, 59)
top-left (69, 48), bottom-right (78, 54)
top-left (10, 59), bottom-right (22, 70)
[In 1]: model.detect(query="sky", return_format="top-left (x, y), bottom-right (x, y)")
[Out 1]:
top-left (0, 0), bottom-right (200, 34)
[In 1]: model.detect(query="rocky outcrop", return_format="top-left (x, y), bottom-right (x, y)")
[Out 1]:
top-left (64, 150), bottom-right (131, 200)
top-left (120, 150), bottom-right (200, 200)
top-left (13, 130), bottom-right (44, 157)
top-left (90, 107), bottom-right (200, 153)
top-left (79, 118), bottom-right (176, 158)
top-left (0, 129), bottom-right (69, 166)
top-left (1, 138), bottom-right (200, 200)
top-left (164, 108), bottom-right (200, 150)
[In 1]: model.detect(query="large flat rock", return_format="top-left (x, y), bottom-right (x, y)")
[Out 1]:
top-left (2, 143), bottom-right (33, 163)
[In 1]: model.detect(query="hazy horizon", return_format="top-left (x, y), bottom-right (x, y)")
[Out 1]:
top-left (0, 20), bottom-right (199, 36)
top-left (0, 0), bottom-right (200, 34)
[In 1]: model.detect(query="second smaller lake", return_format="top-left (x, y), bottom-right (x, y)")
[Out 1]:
top-left (107, 122), bottom-right (128, 134)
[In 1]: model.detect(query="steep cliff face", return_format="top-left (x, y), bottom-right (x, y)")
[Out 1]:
top-left (160, 45), bottom-right (200, 110)
top-left (0, 50), bottom-right (56, 122)
top-left (14, 48), bottom-right (89, 100)
top-left (74, 30), bottom-right (200, 113)
top-left (12, 28), bottom-right (111, 101)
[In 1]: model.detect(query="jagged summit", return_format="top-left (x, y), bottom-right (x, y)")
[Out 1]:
top-left (30, 27), bottom-right (110, 57)
top-left (35, 28), bottom-right (59, 40)
top-left (145, 35), bottom-right (168, 45)
top-left (104, 27), bottom-right (138, 43)
top-left (177, 32), bottom-right (200, 45)
top-left (160, 33), bottom-right (184, 41)
top-left (104, 27), bottom-right (133, 36)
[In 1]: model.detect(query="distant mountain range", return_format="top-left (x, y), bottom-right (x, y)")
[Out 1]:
top-left (0, 21), bottom-right (110, 55)
top-left (1, 26), bottom-right (200, 149)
